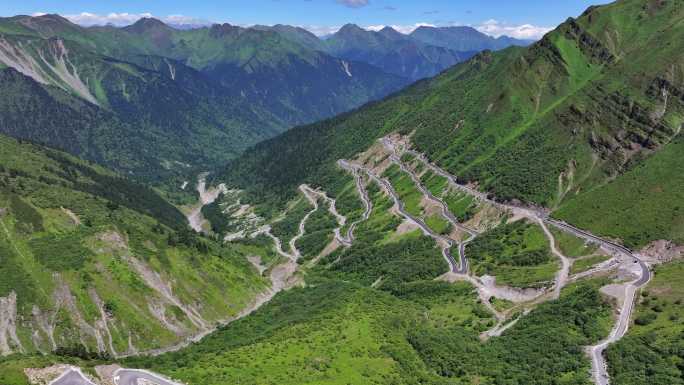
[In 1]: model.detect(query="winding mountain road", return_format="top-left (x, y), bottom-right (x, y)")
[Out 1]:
top-left (186, 173), bottom-right (227, 233)
top-left (287, 185), bottom-right (321, 259)
top-left (537, 219), bottom-right (571, 299)
top-left (386, 154), bottom-right (477, 273)
top-left (390, 154), bottom-right (479, 237)
top-left (360, 166), bottom-right (460, 273)
top-left (337, 160), bottom-right (374, 244)
top-left (300, 184), bottom-right (351, 247)
top-left (589, 258), bottom-right (650, 385)
top-left (381, 136), bottom-right (652, 385)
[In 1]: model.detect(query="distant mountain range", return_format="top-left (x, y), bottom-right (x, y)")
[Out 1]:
top-left (0, 14), bottom-right (529, 183)
top-left (0, 15), bottom-right (403, 182)
top-left (256, 23), bottom-right (531, 81)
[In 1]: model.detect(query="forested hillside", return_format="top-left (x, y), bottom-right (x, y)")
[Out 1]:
top-left (0, 134), bottom-right (270, 356)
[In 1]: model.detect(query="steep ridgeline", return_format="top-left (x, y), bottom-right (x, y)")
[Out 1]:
top-left (0, 15), bottom-right (407, 136)
top-left (218, 0), bottom-right (684, 250)
top-left (0, 134), bottom-right (269, 357)
top-left (322, 24), bottom-right (476, 81)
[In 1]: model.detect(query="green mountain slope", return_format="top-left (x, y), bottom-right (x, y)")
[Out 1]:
top-left (0, 33), bottom-right (281, 182)
top-left (0, 15), bottom-right (407, 183)
top-left (0, 15), bottom-right (408, 127)
top-left (127, 273), bottom-right (610, 385)
top-left (126, 172), bottom-right (610, 384)
top-left (217, 0), bottom-right (684, 249)
top-left (0, 134), bottom-right (269, 356)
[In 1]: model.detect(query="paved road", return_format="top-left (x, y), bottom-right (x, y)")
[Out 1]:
top-left (49, 369), bottom-right (96, 385)
top-left (114, 369), bottom-right (184, 385)
top-left (589, 259), bottom-right (650, 385)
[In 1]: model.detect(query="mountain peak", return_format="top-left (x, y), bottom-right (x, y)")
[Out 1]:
top-left (33, 13), bottom-right (73, 24)
top-left (13, 13), bottom-right (82, 36)
top-left (337, 23), bottom-right (365, 34)
top-left (124, 17), bottom-right (171, 34)
top-left (378, 26), bottom-right (405, 40)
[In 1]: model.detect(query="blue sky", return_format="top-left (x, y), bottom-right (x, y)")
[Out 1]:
top-left (1, 0), bottom-right (613, 39)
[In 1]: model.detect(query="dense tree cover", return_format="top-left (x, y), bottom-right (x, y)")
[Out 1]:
top-left (466, 220), bottom-right (557, 287)
top-left (43, 151), bottom-right (187, 229)
top-left (606, 262), bottom-right (684, 384)
top-left (325, 235), bottom-right (446, 290)
top-left (409, 282), bottom-right (611, 384)
top-left (0, 63), bottom-right (275, 184)
top-left (0, 134), bottom-right (269, 354)
top-left (295, 203), bottom-right (338, 259)
top-left (124, 276), bottom-right (611, 385)
top-left (125, 281), bottom-right (449, 385)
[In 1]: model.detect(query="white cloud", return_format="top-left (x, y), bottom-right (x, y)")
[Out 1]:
top-left (57, 12), bottom-right (210, 27)
top-left (336, 0), bottom-right (369, 9)
top-left (475, 19), bottom-right (552, 40)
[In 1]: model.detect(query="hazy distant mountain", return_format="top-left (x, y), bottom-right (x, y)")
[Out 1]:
top-left (410, 25), bottom-right (533, 51)
top-left (322, 24), bottom-right (476, 80)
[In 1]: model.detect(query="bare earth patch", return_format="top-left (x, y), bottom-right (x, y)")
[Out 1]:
top-left (640, 240), bottom-right (683, 263)
top-left (25, 364), bottom-right (72, 385)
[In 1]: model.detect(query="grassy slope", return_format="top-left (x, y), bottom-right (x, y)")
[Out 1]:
top-left (605, 261), bottom-right (684, 384)
top-left (551, 228), bottom-right (599, 258)
top-left (555, 136), bottom-right (684, 249)
top-left (0, 135), bottom-right (268, 354)
top-left (125, 279), bottom-right (611, 385)
top-left (295, 201), bottom-right (338, 260)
